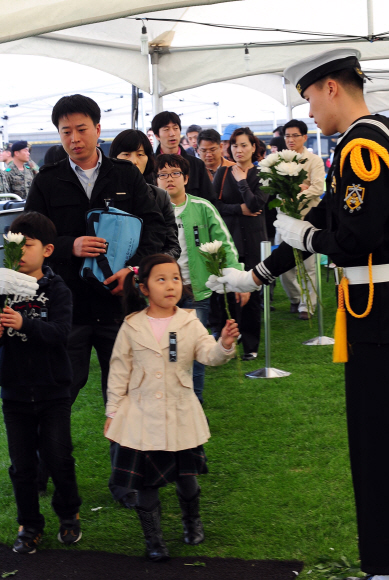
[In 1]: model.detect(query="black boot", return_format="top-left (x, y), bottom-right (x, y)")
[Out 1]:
top-left (177, 487), bottom-right (205, 545)
top-left (136, 502), bottom-right (170, 562)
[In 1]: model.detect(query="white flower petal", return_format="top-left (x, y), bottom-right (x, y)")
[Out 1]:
top-left (260, 153), bottom-right (280, 167)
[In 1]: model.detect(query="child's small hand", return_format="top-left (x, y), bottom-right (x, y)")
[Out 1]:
top-left (104, 417), bottom-right (113, 441)
top-left (0, 307), bottom-right (23, 330)
top-left (221, 319), bottom-right (240, 349)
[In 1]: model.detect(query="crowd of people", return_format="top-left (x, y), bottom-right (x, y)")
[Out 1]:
top-left (0, 96), bottom-right (326, 559)
top-left (1, 45), bottom-right (389, 580)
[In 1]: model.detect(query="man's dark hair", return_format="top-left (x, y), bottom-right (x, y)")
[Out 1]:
top-left (227, 127), bottom-right (263, 163)
top-left (273, 125), bottom-right (284, 136)
top-left (283, 119), bottom-right (308, 136)
top-left (197, 128), bottom-right (221, 146)
top-left (51, 94), bottom-right (101, 129)
top-left (109, 129), bottom-right (155, 176)
top-left (155, 154), bottom-right (190, 178)
top-left (186, 124), bottom-right (202, 135)
top-left (316, 67), bottom-right (364, 94)
top-left (151, 111), bottom-right (181, 137)
top-left (10, 212), bottom-right (57, 246)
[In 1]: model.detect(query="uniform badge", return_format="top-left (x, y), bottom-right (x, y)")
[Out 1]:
top-left (296, 83), bottom-right (302, 95)
top-left (344, 184), bottom-right (365, 213)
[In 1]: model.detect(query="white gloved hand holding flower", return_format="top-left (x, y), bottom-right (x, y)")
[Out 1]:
top-left (0, 268), bottom-right (38, 297)
top-left (206, 268), bottom-right (261, 294)
top-left (273, 213), bottom-right (318, 253)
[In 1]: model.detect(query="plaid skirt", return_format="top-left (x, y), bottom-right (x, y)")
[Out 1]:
top-left (111, 444), bottom-right (208, 490)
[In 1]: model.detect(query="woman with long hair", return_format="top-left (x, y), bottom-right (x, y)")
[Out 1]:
top-left (109, 130), bottom-right (180, 259)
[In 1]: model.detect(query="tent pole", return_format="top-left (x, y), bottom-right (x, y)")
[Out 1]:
top-left (367, 0), bottom-right (374, 39)
top-left (151, 51), bottom-right (162, 117)
top-left (284, 79), bottom-right (293, 121)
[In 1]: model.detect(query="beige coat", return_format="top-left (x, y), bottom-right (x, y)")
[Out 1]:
top-left (298, 146), bottom-right (326, 217)
top-left (106, 307), bottom-right (235, 452)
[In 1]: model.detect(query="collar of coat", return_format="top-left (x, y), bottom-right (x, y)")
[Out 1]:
top-left (124, 306), bottom-right (198, 353)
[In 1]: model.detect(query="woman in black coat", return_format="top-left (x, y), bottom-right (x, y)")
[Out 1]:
top-left (213, 127), bottom-right (268, 360)
top-left (109, 130), bottom-right (180, 260)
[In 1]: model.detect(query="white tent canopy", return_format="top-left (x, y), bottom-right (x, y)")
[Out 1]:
top-left (1, 0), bottom-right (389, 120)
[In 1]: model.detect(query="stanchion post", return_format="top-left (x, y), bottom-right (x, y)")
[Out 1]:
top-left (246, 241), bottom-right (291, 379)
top-left (302, 254), bottom-right (335, 346)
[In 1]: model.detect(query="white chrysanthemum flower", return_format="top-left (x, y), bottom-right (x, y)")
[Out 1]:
top-left (259, 178), bottom-right (271, 187)
top-left (259, 153), bottom-right (280, 167)
top-left (199, 240), bottom-right (223, 254)
top-left (275, 161), bottom-right (304, 177)
top-left (278, 149), bottom-right (303, 162)
top-left (3, 232), bottom-right (24, 244)
top-left (259, 166), bottom-right (272, 174)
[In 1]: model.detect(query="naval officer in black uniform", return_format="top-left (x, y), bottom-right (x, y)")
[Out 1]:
top-left (207, 48), bottom-right (389, 580)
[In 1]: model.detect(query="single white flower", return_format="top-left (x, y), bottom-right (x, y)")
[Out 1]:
top-left (3, 232), bottom-right (24, 245)
top-left (199, 240), bottom-right (223, 254)
top-left (259, 153), bottom-right (280, 167)
top-left (259, 178), bottom-right (271, 187)
top-left (278, 149), bottom-right (303, 162)
top-left (259, 166), bottom-right (271, 174)
top-left (275, 161), bottom-right (304, 176)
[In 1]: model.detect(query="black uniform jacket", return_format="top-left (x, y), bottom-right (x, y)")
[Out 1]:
top-left (25, 152), bottom-right (167, 325)
top-left (255, 114), bottom-right (389, 344)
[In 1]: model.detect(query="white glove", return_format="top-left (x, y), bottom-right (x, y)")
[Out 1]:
top-left (0, 268), bottom-right (38, 297)
top-left (273, 213), bottom-right (318, 252)
top-left (206, 268), bottom-right (261, 293)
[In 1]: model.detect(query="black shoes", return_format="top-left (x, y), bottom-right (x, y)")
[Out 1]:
top-left (241, 352), bottom-right (258, 361)
top-left (290, 302), bottom-right (299, 313)
top-left (136, 502), bottom-right (170, 562)
top-left (13, 526), bottom-right (43, 554)
top-left (177, 488), bottom-right (205, 546)
top-left (58, 513), bottom-right (82, 545)
top-left (119, 491), bottom-right (138, 510)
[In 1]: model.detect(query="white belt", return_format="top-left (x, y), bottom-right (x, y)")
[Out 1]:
top-left (342, 263), bottom-right (389, 285)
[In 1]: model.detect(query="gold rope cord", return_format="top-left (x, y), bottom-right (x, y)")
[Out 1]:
top-left (340, 253), bottom-right (374, 318)
top-left (340, 138), bottom-right (389, 181)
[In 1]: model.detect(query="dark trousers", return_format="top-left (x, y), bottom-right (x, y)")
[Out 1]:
top-left (67, 322), bottom-right (121, 405)
top-left (345, 342), bottom-right (389, 574)
top-left (2, 398), bottom-right (81, 531)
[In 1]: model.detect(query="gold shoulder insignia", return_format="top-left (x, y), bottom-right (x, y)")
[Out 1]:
top-left (340, 138), bottom-right (389, 182)
top-left (344, 184), bottom-right (365, 212)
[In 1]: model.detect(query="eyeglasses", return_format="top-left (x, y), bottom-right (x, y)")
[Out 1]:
top-left (284, 134), bottom-right (303, 139)
top-left (157, 171), bottom-right (183, 180)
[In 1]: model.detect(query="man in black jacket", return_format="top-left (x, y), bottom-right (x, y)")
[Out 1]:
top-left (25, 94), bottom-right (167, 509)
top-left (152, 111), bottom-right (216, 203)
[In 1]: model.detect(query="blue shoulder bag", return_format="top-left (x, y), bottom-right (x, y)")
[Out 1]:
top-left (80, 206), bottom-right (143, 293)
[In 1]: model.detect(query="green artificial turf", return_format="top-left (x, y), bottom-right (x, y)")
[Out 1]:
top-left (0, 268), bottom-right (362, 578)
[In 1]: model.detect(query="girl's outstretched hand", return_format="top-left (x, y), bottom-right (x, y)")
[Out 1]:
top-left (221, 319), bottom-right (240, 349)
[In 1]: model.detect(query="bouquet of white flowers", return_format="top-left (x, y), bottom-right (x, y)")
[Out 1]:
top-left (258, 150), bottom-right (315, 316)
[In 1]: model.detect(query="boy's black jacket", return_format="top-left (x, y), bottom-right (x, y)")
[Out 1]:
top-left (0, 266), bottom-right (73, 401)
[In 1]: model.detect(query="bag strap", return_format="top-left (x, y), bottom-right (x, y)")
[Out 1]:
top-left (218, 166), bottom-right (229, 200)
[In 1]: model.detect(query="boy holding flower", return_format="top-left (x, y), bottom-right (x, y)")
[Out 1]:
top-left (0, 212), bottom-right (82, 554)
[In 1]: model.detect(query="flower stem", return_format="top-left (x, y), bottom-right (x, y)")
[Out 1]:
top-left (223, 284), bottom-right (242, 383)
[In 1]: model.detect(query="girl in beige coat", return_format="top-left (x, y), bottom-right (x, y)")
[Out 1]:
top-left (104, 254), bottom-right (239, 562)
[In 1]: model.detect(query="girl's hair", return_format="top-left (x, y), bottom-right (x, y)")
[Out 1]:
top-left (123, 254), bottom-right (182, 316)
top-left (227, 127), bottom-right (262, 162)
top-left (109, 129), bottom-right (155, 176)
